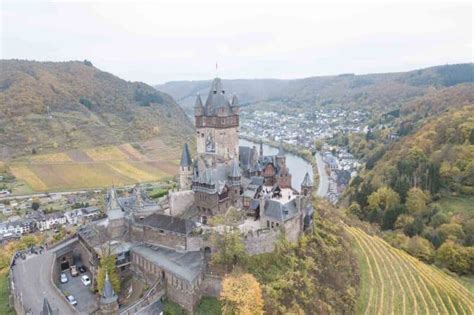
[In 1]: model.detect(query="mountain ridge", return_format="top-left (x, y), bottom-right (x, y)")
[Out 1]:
top-left (0, 59), bottom-right (194, 159)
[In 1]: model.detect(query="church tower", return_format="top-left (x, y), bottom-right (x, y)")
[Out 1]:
top-left (179, 143), bottom-right (193, 190)
top-left (194, 78), bottom-right (239, 162)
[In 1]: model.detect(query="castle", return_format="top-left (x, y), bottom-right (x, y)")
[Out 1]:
top-left (75, 78), bottom-right (314, 313)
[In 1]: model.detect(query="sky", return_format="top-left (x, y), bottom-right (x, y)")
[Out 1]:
top-left (1, 0), bottom-right (472, 84)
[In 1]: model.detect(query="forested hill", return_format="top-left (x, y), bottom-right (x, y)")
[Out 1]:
top-left (156, 63), bottom-right (473, 115)
top-left (0, 60), bottom-right (194, 159)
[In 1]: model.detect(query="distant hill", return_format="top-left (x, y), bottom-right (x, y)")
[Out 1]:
top-left (0, 60), bottom-right (194, 159)
top-left (156, 64), bottom-right (473, 115)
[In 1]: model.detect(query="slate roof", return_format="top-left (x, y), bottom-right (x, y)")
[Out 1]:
top-left (180, 143), bottom-right (192, 167)
top-left (100, 272), bottom-right (118, 305)
top-left (139, 213), bottom-right (197, 235)
top-left (194, 94), bottom-right (203, 108)
top-left (230, 158), bottom-right (241, 178)
top-left (301, 172), bottom-right (313, 187)
top-left (263, 199), bottom-right (299, 222)
top-left (131, 244), bottom-right (204, 282)
top-left (203, 78), bottom-right (233, 116)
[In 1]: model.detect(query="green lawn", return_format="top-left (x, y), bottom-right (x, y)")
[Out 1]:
top-left (0, 271), bottom-right (14, 315)
top-left (163, 297), bottom-right (221, 315)
top-left (436, 195), bottom-right (474, 217)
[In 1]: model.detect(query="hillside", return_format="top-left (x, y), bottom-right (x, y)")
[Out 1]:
top-left (346, 225), bottom-right (474, 314)
top-left (156, 64), bottom-right (473, 115)
top-left (0, 60), bottom-right (194, 159)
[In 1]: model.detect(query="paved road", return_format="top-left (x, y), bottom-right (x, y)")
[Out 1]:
top-left (315, 152), bottom-right (329, 197)
top-left (11, 238), bottom-right (80, 314)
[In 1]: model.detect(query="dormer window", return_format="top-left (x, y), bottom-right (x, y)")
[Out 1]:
top-left (213, 90), bottom-right (217, 94)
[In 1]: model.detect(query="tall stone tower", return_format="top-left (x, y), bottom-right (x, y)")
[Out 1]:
top-left (194, 78), bottom-right (239, 162)
top-left (99, 273), bottom-right (119, 315)
top-left (179, 143), bottom-right (193, 190)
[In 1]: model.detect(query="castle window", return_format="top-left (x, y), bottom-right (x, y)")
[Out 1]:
top-left (159, 229), bottom-right (165, 234)
top-left (266, 220), bottom-right (270, 228)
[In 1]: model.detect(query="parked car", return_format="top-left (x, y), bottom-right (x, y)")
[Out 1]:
top-left (78, 265), bottom-right (87, 273)
top-left (80, 275), bottom-right (91, 286)
top-left (60, 273), bottom-right (68, 284)
top-left (66, 295), bottom-right (77, 306)
top-left (70, 265), bottom-right (79, 277)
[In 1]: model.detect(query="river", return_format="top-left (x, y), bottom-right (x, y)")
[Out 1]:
top-left (239, 139), bottom-right (313, 191)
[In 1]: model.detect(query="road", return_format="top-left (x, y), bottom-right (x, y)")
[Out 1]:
top-left (315, 152), bottom-right (329, 197)
top-left (11, 238), bottom-right (80, 315)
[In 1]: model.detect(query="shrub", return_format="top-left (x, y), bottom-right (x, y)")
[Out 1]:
top-left (436, 241), bottom-right (471, 274)
top-left (406, 236), bottom-right (435, 263)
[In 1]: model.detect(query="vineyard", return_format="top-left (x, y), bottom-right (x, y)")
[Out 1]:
top-left (346, 226), bottom-right (474, 315)
top-left (7, 139), bottom-right (182, 192)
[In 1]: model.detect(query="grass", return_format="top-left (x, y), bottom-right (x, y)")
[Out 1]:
top-left (0, 270), bottom-right (14, 315)
top-left (346, 225), bottom-right (474, 314)
top-left (163, 297), bottom-right (221, 315)
top-left (435, 195), bottom-right (474, 217)
top-left (195, 297), bottom-right (221, 315)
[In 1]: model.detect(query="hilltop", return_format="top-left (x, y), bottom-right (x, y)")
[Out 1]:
top-left (156, 64), bottom-right (473, 115)
top-left (0, 60), bottom-right (194, 159)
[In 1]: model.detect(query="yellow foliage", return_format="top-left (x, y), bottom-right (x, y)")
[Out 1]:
top-left (220, 273), bottom-right (263, 315)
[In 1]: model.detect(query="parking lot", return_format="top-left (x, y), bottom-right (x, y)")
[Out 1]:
top-left (58, 269), bottom-right (98, 314)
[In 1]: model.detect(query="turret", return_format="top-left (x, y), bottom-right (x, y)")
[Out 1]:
top-left (231, 94), bottom-right (240, 115)
top-left (180, 143), bottom-right (193, 190)
top-left (99, 273), bottom-right (119, 314)
top-left (194, 94), bottom-right (204, 116)
top-left (229, 158), bottom-right (241, 187)
top-left (301, 172), bottom-right (313, 196)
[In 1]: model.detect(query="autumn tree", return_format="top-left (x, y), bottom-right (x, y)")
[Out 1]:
top-left (96, 245), bottom-right (120, 294)
top-left (368, 187), bottom-right (400, 212)
top-left (220, 273), bottom-right (263, 315)
top-left (406, 187), bottom-right (430, 216)
top-left (211, 229), bottom-right (248, 271)
top-left (436, 241), bottom-right (471, 274)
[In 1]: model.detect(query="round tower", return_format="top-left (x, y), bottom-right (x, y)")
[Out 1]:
top-left (179, 143), bottom-right (193, 190)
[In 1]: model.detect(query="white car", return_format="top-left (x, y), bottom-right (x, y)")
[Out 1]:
top-left (60, 273), bottom-right (68, 284)
top-left (80, 275), bottom-right (91, 286)
top-left (66, 295), bottom-right (77, 306)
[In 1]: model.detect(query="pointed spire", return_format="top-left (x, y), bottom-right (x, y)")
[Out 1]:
top-left (230, 158), bottom-right (241, 178)
top-left (277, 141), bottom-right (285, 156)
top-left (259, 139), bottom-right (264, 157)
top-left (107, 188), bottom-right (120, 211)
top-left (100, 272), bottom-right (118, 304)
top-left (194, 94), bottom-right (203, 108)
top-left (301, 172), bottom-right (313, 187)
top-left (42, 297), bottom-right (54, 315)
top-left (180, 143), bottom-right (192, 167)
top-left (231, 94), bottom-right (239, 106)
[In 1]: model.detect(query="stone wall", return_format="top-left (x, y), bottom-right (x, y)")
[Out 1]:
top-left (169, 190), bottom-right (194, 216)
top-left (201, 274), bottom-right (222, 297)
top-left (143, 226), bottom-right (187, 251)
top-left (243, 229), bottom-right (280, 255)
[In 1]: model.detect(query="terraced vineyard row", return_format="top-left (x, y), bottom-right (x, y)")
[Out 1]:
top-left (7, 139), bottom-right (182, 192)
top-left (345, 226), bottom-right (474, 315)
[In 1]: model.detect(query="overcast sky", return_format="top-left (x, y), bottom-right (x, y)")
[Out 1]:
top-left (1, 0), bottom-right (472, 84)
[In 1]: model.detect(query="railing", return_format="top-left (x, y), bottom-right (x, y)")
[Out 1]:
top-left (119, 278), bottom-right (164, 315)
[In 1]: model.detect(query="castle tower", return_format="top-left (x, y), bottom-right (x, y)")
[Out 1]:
top-left (301, 172), bottom-right (313, 196)
top-left (99, 273), bottom-right (119, 315)
top-left (180, 143), bottom-right (193, 190)
top-left (195, 78), bottom-right (239, 162)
